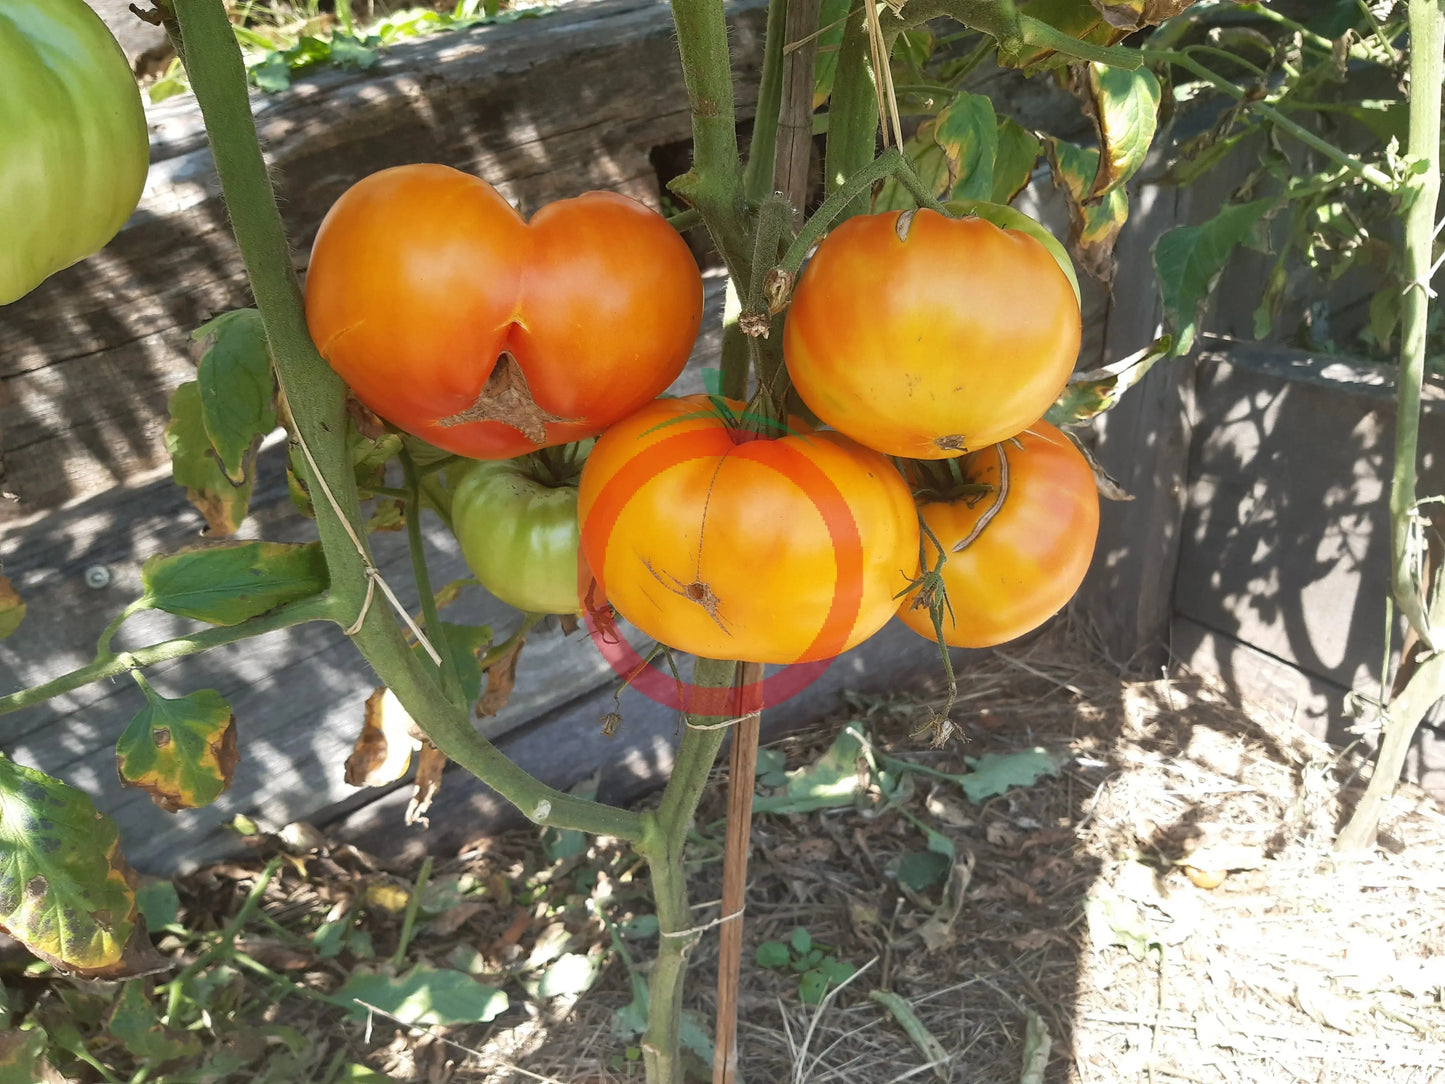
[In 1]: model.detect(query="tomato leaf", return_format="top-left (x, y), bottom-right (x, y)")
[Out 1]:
top-left (1043, 136), bottom-right (1130, 282)
top-left (1010, 0), bottom-right (1130, 71)
top-left (0, 755), bottom-right (147, 974)
top-left (165, 382), bottom-right (254, 536)
top-left (876, 129), bottom-right (951, 212)
top-left (1084, 63), bottom-right (1161, 198)
top-left (427, 622), bottom-right (493, 706)
top-left (107, 979), bottom-right (201, 1065)
top-left (1153, 198), bottom-right (1274, 355)
top-left (959, 748), bottom-right (1069, 803)
top-left (346, 688), bottom-right (420, 789)
top-left (116, 687), bottom-right (239, 812)
top-left (141, 541), bottom-right (328, 626)
top-left (0, 1028), bottom-right (55, 1083)
top-left (1045, 335), bottom-right (1172, 424)
top-left (333, 964), bottom-right (510, 1026)
top-left (934, 92), bottom-right (998, 203)
top-left (992, 117), bottom-right (1042, 204)
top-left (1090, 0), bottom-right (1196, 31)
top-left (0, 576), bottom-right (24, 641)
top-left (193, 309), bottom-right (276, 485)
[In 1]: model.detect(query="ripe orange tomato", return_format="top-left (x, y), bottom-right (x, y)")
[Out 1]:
top-left (782, 207), bottom-right (1081, 459)
top-left (898, 420), bottom-right (1098, 648)
top-left (577, 396), bottom-right (920, 664)
top-left (305, 164), bottom-right (703, 459)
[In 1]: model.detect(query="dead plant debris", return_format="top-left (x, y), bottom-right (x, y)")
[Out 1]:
top-left (6, 629), bottom-right (1443, 1083)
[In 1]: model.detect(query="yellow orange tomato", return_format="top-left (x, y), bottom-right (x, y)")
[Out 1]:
top-left (305, 164), bottom-right (703, 459)
top-left (898, 420), bottom-right (1098, 647)
top-left (783, 208), bottom-right (1081, 459)
top-left (577, 396), bottom-right (919, 664)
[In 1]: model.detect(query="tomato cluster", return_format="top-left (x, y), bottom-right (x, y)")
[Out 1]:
top-left (305, 167), bottom-right (1098, 661)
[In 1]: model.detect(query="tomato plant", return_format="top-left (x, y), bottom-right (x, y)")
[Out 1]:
top-left (0, 0), bottom-right (149, 305)
top-left (898, 420), bottom-right (1099, 648)
top-left (782, 208), bottom-right (1081, 459)
top-left (576, 396), bottom-right (919, 665)
top-left (304, 163), bottom-right (704, 459)
top-left (448, 446), bottom-right (588, 616)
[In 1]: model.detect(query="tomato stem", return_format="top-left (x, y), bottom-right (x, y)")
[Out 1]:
top-left (637, 655), bottom-right (739, 1084)
top-left (171, 0), bottom-right (648, 846)
top-left (401, 447), bottom-right (465, 705)
top-left (823, 0), bottom-right (884, 224)
top-left (742, 0), bottom-right (790, 207)
top-left (774, 147), bottom-right (945, 284)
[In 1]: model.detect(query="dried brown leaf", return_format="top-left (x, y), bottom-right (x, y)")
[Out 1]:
top-left (477, 636), bottom-right (527, 718)
top-left (406, 742), bottom-right (448, 828)
top-left (346, 688), bottom-right (420, 787)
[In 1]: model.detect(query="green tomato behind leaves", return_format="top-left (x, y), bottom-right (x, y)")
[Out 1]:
top-left (0, 0), bottom-right (150, 305)
top-left (450, 456), bottom-right (585, 616)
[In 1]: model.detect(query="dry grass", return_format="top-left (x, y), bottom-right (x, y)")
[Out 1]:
top-left (150, 628), bottom-right (1445, 1083)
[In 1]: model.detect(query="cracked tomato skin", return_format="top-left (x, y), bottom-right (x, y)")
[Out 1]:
top-left (577, 395), bottom-right (920, 664)
top-left (304, 164), bottom-right (704, 459)
top-left (897, 420), bottom-right (1099, 648)
top-left (782, 207), bottom-right (1081, 459)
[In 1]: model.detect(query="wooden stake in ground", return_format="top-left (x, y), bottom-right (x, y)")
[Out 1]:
top-left (713, 661), bottom-right (764, 1084)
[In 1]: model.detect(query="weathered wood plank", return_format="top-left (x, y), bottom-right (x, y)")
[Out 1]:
top-left (1070, 177), bottom-right (1195, 673)
top-left (0, 0), bottom-right (768, 519)
top-left (1175, 337), bottom-right (1445, 695)
top-left (1171, 340), bottom-right (1445, 798)
top-left (1171, 615), bottom-right (1445, 797)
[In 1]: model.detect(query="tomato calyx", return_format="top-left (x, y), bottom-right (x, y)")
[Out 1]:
top-left (520, 439), bottom-right (590, 489)
top-left (437, 352), bottom-right (571, 444)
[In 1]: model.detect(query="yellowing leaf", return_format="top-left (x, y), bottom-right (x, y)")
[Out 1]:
top-left (116, 686), bottom-right (239, 812)
top-left (345, 688), bottom-right (421, 788)
top-left (0, 756), bottom-right (137, 973)
top-left (1044, 136), bottom-right (1129, 282)
top-left (1085, 63), bottom-right (1161, 198)
top-left (165, 381), bottom-right (252, 537)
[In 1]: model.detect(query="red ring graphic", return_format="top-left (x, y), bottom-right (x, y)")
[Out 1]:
top-left (578, 414), bottom-right (869, 717)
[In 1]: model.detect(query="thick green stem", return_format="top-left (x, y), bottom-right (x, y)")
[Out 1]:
top-left (637, 656), bottom-right (737, 1084)
top-left (743, 0), bottom-right (790, 206)
top-left (171, 0), bottom-right (645, 844)
top-left (667, 0), bottom-right (752, 285)
top-left (400, 448), bottom-right (462, 702)
top-left (1338, 649), bottom-right (1445, 851)
top-left (1338, 0), bottom-right (1445, 850)
top-left (823, 1), bottom-right (880, 220)
top-left (0, 598), bottom-right (336, 716)
top-left (1383, 0), bottom-right (1445, 648)
top-left (776, 147), bottom-right (942, 279)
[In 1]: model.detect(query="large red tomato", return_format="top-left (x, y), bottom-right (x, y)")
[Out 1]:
top-left (898, 420), bottom-right (1099, 648)
top-left (783, 207), bottom-right (1080, 459)
top-left (577, 396), bottom-right (919, 665)
top-left (305, 164), bottom-right (703, 459)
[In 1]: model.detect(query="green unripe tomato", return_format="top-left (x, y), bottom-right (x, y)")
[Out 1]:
top-left (450, 455), bottom-right (586, 616)
top-left (0, 0), bottom-right (150, 305)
